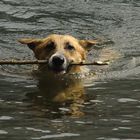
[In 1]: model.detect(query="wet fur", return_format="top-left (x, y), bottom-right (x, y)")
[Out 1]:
top-left (19, 34), bottom-right (98, 74)
top-left (19, 34), bottom-right (104, 116)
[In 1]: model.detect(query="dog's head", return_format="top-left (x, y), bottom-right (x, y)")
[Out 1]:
top-left (19, 34), bottom-right (98, 74)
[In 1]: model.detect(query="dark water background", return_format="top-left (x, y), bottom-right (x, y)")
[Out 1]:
top-left (0, 0), bottom-right (140, 139)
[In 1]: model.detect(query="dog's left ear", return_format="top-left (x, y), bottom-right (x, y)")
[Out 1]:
top-left (79, 40), bottom-right (99, 51)
top-left (18, 38), bottom-right (42, 50)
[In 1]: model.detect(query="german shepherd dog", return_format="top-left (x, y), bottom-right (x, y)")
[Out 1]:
top-left (19, 34), bottom-right (107, 116)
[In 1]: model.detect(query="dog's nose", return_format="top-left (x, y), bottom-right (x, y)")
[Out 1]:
top-left (52, 55), bottom-right (65, 66)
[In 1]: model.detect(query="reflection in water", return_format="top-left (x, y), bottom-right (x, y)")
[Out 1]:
top-left (0, 0), bottom-right (140, 139)
top-left (25, 72), bottom-right (93, 118)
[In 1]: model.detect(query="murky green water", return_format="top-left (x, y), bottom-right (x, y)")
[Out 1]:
top-left (0, 0), bottom-right (140, 139)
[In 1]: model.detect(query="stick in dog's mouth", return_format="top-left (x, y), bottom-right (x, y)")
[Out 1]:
top-left (47, 53), bottom-right (70, 74)
top-left (0, 60), bottom-right (110, 65)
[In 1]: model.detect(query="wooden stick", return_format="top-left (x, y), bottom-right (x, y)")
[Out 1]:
top-left (0, 60), bottom-right (109, 66)
top-left (0, 60), bottom-right (47, 65)
top-left (71, 61), bottom-right (110, 66)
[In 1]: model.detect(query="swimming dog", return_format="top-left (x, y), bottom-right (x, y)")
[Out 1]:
top-left (18, 34), bottom-right (99, 75)
top-left (18, 34), bottom-right (101, 116)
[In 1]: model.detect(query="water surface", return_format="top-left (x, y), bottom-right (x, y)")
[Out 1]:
top-left (0, 0), bottom-right (140, 140)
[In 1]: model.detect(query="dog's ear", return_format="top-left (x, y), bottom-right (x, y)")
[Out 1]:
top-left (18, 38), bottom-right (42, 50)
top-left (79, 40), bottom-right (100, 51)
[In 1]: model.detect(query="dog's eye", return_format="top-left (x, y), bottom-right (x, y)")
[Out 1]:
top-left (65, 43), bottom-right (75, 51)
top-left (46, 41), bottom-right (55, 51)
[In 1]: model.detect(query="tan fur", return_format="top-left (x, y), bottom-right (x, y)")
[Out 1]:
top-left (19, 34), bottom-right (98, 73)
top-left (19, 34), bottom-right (99, 117)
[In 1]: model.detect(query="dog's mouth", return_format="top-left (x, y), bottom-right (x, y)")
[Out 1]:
top-left (47, 53), bottom-right (70, 74)
top-left (48, 63), bottom-right (69, 75)
top-left (49, 67), bottom-right (67, 74)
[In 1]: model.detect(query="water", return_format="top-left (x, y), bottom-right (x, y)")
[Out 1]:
top-left (0, 0), bottom-right (140, 139)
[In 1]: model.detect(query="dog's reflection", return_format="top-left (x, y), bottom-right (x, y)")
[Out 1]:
top-left (26, 74), bottom-right (88, 118)
top-left (19, 34), bottom-right (118, 118)
top-left (19, 34), bottom-right (100, 118)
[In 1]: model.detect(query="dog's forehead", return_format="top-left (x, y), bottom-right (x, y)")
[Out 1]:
top-left (44, 34), bottom-right (79, 44)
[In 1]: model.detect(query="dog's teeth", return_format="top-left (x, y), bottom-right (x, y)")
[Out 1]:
top-left (57, 70), bottom-right (66, 75)
top-left (61, 71), bottom-right (66, 74)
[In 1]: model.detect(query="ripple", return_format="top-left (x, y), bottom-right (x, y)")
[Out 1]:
top-left (0, 130), bottom-right (8, 134)
top-left (118, 127), bottom-right (132, 130)
top-left (31, 133), bottom-right (80, 139)
top-left (118, 98), bottom-right (138, 103)
top-left (14, 127), bottom-right (22, 130)
top-left (0, 99), bottom-right (4, 102)
top-left (59, 108), bottom-right (70, 112)
top-left (26, 127), bottom-right (51, 133)
top-left (25, 84), bottom-right (36, 88)
top-left (0, 116), bottom-right (13, 120)
top-left (75, 121), bottom-right (93, 125)
top-left (90, 100), bottom-right (103, 103)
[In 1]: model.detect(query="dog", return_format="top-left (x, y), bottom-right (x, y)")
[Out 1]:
top-left (18, 34), bottom-right (102, 116)
top-left (18, 34), bottom-right (99, 75)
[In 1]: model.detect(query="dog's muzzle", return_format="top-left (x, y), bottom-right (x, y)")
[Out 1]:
top-left (48, 53), bottom-right (69, 73)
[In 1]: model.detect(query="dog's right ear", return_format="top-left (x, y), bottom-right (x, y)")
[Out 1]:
top-left (18, 38), bottom-right (42, 50)
top-left (79, 39), bottom-right (100, 51)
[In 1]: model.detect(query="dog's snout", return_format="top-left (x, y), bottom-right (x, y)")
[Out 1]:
top-left (48, 53), bottom-right (68, 73)
top-left (52, 55), bottom-right (65, 66)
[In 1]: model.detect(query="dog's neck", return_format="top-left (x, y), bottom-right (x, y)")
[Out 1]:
top-left (32, 64), bottom-right (91, 104)
top-left (38, 65), bottom-right (90, 77)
